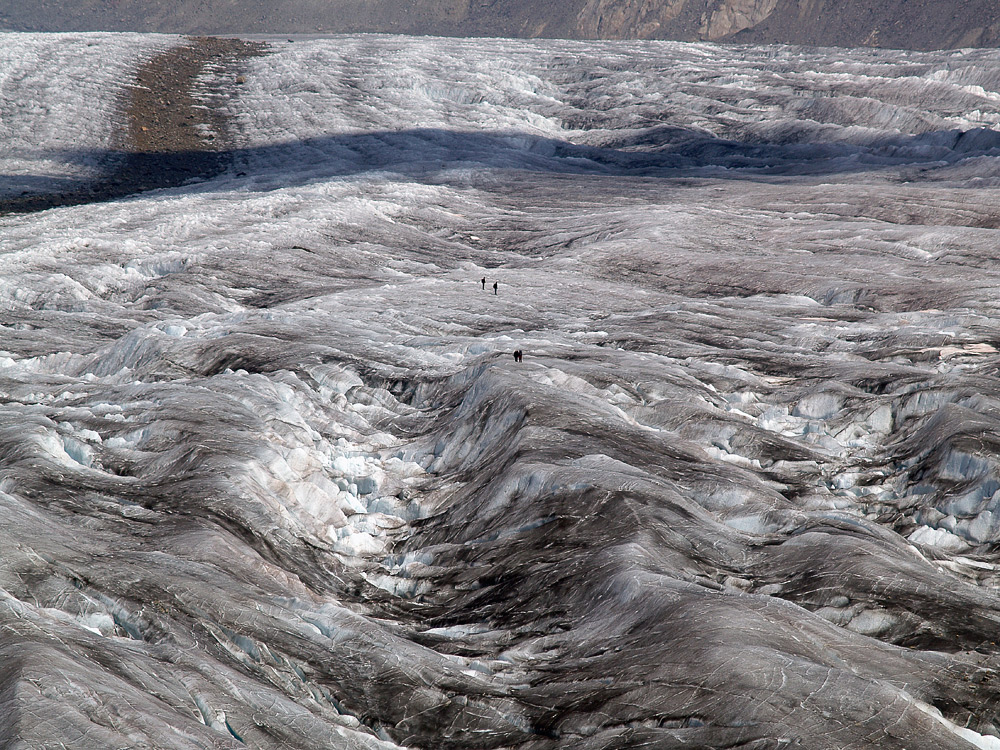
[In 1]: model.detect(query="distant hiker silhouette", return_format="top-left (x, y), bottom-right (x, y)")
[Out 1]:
top-left (481, 277), bottom-right (486, 289)
top-left (493, 281), bottom-right (498, 295)
top-left (513, 349), bottom-right (522, 362)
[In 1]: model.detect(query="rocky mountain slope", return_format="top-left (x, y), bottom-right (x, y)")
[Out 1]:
top-left (3, 0), bottom-right (1000, 49)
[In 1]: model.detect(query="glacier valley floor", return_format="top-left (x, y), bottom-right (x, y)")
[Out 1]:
top-left (5, 31), bottom-right (1000, 749)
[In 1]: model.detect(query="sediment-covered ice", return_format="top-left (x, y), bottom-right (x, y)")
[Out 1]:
top-left (0, 33), bottom-right (175, 197)
top-left (5, 31), bottom-right (1000, 748)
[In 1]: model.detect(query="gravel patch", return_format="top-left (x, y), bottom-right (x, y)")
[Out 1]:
top-left (0, 36), bottom-right (267, 215)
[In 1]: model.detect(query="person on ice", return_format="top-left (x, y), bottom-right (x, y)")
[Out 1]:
top-left (481, 277), bottom-right (486, 289)
top-left (493, 281), bottom-right (498, 295)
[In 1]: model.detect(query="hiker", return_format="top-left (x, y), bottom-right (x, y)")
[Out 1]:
top-left (515, 350), bottom-right (523, 362)
top-left (481, 277), bottom-right (486, 289)
top-left (493, 281), bottom-right (498, 295)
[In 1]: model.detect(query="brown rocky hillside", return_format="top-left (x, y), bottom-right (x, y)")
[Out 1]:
top-left (2, 0), bottom-right (999, 49)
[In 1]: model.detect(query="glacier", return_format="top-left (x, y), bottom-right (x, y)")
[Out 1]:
top-left (4, 30), bottom-right (1000, 748)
